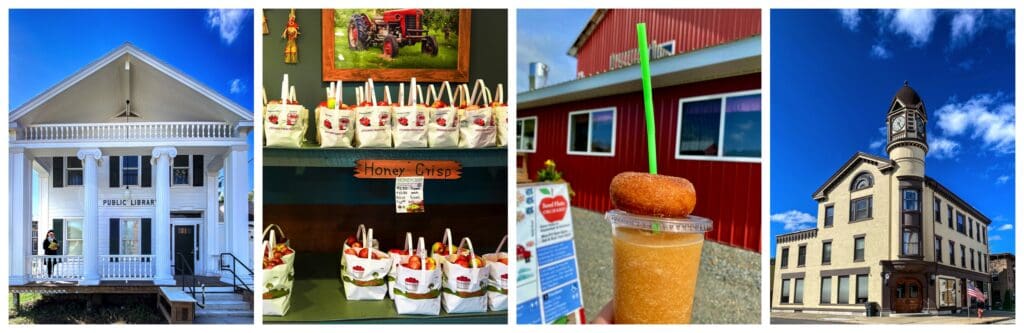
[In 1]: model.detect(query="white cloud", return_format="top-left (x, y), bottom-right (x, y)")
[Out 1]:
top-left (870, 42), bottom-right (892, 59)
top-left (839, 9), bottom-right (861, 31)
top-left (771, 210), bottom-right (816, 232)
top-left (927, 136), bottom-right (960, 159)
top-left (206, 9), bottom-right (249, 45)
top-left (989, 235), bottom-right (1002, 241)
top-left (884, 9), bottom-right (937, 47)
top-left (229, 78), bottom-right (247, 95)
top-left (997, 223), bottom-right (1013, 231)
top-left (934, 94), bottom-right (1015, 154)
top-left (868, 126), bottom-right (886, 151)
top-left (951, 10), bottom-right (984, 48)
top-left (996, 175), bottom-right (1010, 184)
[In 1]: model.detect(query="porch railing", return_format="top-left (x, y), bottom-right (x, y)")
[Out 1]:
top-left (18, 122), bottom-right (236, 142)
top-left (29, 255), bottom-right (84, 282)
top-left (99, 255), bottom-right (155, 280)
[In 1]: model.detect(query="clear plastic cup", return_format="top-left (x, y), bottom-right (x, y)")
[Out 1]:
top-left (606, 209), bottom-right (713, 324)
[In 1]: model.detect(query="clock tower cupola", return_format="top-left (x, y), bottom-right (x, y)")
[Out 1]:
top-left (887, 81), bottom-right (928, 177)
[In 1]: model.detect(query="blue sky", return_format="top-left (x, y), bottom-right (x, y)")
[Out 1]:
top-left (770, 9), bottom-right (1015, 256)
top-left (9, 9), bottom-right (255, 214)
top-left (516, 9), bottom-right (593, 92)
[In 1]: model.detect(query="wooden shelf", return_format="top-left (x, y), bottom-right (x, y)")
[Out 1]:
top-left (263, 144), bottom-right (508, 168)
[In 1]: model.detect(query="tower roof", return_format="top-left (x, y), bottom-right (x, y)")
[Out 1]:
top-left (892, 80), bottom-right (924, 109)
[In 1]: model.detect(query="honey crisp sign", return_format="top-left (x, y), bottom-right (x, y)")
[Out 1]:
top-left (354, 160), bottom-right (462, 180)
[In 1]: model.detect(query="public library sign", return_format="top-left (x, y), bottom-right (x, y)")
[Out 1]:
top-left (100, 198), bottom-right (156, 207)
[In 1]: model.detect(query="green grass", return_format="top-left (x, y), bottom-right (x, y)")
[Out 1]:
top-left (9, 293), bottom-right (164, 324)
top-left (332, 9), bottom-right (459, 70)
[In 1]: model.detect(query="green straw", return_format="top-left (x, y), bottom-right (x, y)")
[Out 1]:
top-left (636, 23), bottom-right (657, 175)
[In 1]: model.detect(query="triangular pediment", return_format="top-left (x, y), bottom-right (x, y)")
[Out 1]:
top-left (10, 43), bottom-right (253, 127)
top-left (812, 152), bottom-right (894, 200)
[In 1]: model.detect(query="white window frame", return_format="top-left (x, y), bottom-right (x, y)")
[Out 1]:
top-left (675, 90), bottom-right (762, 163)
top-left (172, 154), bottom-right (191, 187)
top-left (62, 217), bottom-right (84, 255)
top-left (517, 116), bottom-right (538, 153)
top-left (566, 107), bottom-right (617, 157)
top-left (121, 155), bottom-right (141, 187)
top-left (119, 217), bottom-right (143, 255)
top-left (65, 156), bottom-right (84, 187)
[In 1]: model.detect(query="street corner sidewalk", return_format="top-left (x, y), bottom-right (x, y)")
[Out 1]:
top-left (771, 310), bottom-right (1016, 324)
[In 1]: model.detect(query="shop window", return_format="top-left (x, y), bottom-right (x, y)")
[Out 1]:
top-left (516, 117), bottom-right (537, 153)
top-left (676, 92), bottom-right (761, 161)
top-left (567, 108), bottom-right (616, 156)
top-left (173, 155), bottom-right (191, 185)
top-left (850, 196), bottom-right (872, 222)
top-left (794, 278), bottom-right (804, 304)
top-left (820, 276), bottom-right (832, 304)
top-left (856, 274), bottom-right (869, 303)
top-left (781, 279), bottom-right (791, 303)
top-left (939, 278), bottom-right (957, 307)
top-left (122, 156), bottom-right (140, 186)
top-left (66, 157), bottom-right (83, 186)
top-left (837, 276), bottom-right (850, 304)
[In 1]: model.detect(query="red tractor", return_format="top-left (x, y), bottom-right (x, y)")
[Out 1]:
top-left (348, 9), bottom-right (439, 59)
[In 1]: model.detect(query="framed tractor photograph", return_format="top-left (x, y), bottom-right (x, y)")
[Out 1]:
top-left (321, 9), bottom-right (471, 82)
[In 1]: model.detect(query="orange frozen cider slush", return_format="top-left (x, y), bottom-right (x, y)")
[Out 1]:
top-left (606, 172), bottom-right (711, 324)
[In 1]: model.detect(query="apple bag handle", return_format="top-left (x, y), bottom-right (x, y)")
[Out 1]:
top-left (494, 235), bottom-right (507, 254)
top-left (455, 237), bottom-right (479, 269)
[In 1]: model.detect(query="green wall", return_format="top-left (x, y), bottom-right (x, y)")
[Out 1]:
top-left (262, 8), bottom-right (507, 113)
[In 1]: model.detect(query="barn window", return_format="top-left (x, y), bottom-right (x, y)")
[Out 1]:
top-left (676, 91), bottom-right (761, 162)
top-left (517, 117), bottom-right (537, 153)
top-left (566, 108), bottom-right (616, 156)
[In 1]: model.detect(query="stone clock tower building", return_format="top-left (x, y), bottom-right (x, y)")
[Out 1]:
top-left (772, 82), bottom-right (992, 316)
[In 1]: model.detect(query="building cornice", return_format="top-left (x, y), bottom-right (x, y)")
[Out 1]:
top-left (812, 152), bottom-right (894, 201)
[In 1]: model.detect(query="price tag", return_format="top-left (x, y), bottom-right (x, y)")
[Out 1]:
top-left (395, 176), bottom-right (425, 214)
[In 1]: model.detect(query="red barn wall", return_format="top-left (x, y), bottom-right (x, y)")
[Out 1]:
top-left (575, 9), bottom-right (761, 77)
top-left (519, 73), bottom-right (762, 252)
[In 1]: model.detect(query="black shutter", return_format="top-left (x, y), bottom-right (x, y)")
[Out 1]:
top-left (192, 155), bottom-right (204, 187)
top-left (141, 155), bottom-right (152, 188)
top-left (52, 157), bottom-right (64, 188)
top-left (109, 218), bottom-right (120, 255)
top-left (141, 218), bottom-right (152, 255)
top-left (53, 219), bottom-right (64, 255)
top-left (109, 156), bottom-right (120, 188)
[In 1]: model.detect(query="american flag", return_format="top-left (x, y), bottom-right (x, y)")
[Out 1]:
top-left (967, 281), bottom-right (987, 302)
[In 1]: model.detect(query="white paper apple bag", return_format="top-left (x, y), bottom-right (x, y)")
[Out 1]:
top-left (388, 232), bottom-right (415, 282)
top-left (493, 83), bottom-right (508, 147)
top-left (441, 237), bottom-right (489, 313)
top-left (262, 224), bottom-right (296, 316)
top-left (426, 82), bottom-right (459, 148)
top-left (393, 237), bottom-right (443, 315)
top-left (482, 235), bottom-right (509, 311)
top-left (341, 228), bottom-right (391, 300)
top-left (457, 81), bottom-right (497, 148)
top-left (315, 80), bottom-right (356, 148)
top-left (265, 74), bottom-right (309, 148)
top-left (354, 79), bottom-right (393, 148)
top-left (392, 78), bottom-right (429, 148)
top-left (430, 228), bottom-right (458, 264)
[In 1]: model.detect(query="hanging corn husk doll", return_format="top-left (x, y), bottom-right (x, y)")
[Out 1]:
top-left (282, 9), bottom-right (300, 63)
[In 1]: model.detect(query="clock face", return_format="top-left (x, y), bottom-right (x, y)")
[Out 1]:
top-left (892, 116), bottom-right (906, 133)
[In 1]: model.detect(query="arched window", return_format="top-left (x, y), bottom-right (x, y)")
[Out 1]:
top-left (851, 172), bottom-right (873, 191)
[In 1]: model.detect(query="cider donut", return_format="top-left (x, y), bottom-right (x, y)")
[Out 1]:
top-left (609, 172), bottom-right (696, 218)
